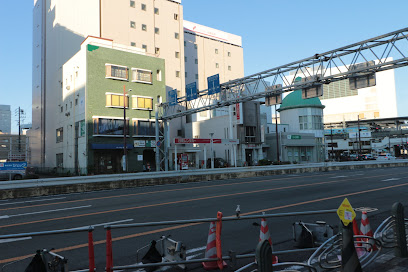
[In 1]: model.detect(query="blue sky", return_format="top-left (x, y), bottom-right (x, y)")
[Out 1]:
top-left (1, 0), bottom-right (407, 133)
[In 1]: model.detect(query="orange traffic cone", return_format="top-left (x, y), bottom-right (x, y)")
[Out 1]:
top-left (353, 218), bottom-right (365, 257)
top-left (360, 211), bottom-right (377, 251)
top-left (259, 216), bottom-right (278, 264)
top-left (202, 222), bottom-right (226, 270)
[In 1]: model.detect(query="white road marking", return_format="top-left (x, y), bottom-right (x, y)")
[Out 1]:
top-left (186, 246), bottom-right (206, 254)
top-left (0, 197), bottom-right (66, 206)
top-left (382, 178), bottom-right (401, 181)
top-left (0, 237), bottom-right (32, 243)
top-left (330, 176), bottom-right (347, 178)
top-left (0, 205), bottom-right (91, 219)
top-left (90, 219), bottom-right (134, 228)
top-left (186, 253), bottom-right (203, 260)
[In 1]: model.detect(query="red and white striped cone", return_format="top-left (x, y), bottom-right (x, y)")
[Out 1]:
top-left (360, 211), bottom-right (377, 251)
top-left (353, 218), bottom-right (365, 257)
top-left (259, 216), bottom-right (278, 264)
top-left (202, 222), bottom-right (226, 270)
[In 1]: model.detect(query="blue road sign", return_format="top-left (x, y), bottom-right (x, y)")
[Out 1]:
top-left (156, 141), bottom-right (161, 147)
top-left (0, 162), bottom-right (27, 171)
top-left (186, 82), bottom-right (198, 101)
top-left (207, 74), bottom-right (220, 95)
top-left (168, 89), bottom-right (178, 106)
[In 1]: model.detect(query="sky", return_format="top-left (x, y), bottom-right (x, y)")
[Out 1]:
top-left (0, 0), bottom-right (407, 133)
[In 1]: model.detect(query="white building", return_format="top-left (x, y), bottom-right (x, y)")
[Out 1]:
top-left (0, 105), bottom-right (11, 134)
top-left (32, 0), bottom-right (244, 169)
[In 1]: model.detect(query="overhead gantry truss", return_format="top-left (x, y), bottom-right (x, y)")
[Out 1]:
top-left (158, 27), bottom-right (408, 121)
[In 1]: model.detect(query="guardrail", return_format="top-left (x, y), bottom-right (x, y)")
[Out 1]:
top-left (0, 226), bottom-right (95, 272)
top-left (105, 209), bottom-right (337, 271)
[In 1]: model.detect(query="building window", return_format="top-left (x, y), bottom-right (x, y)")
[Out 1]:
top-left (175, 51), bottom-right (180, 58)
top-left (185, 72), bottom-right (187, 78)
top-left (155, 27), bottom-right (159, 34)
top-left (195, 74), bottom-right (198, 80)
top-left (184, 41), bottom-right (186, 46)
top-left (130, 21), bottom-right (136, 28)
top-left (299, 115), bottom-right (323, 130)
top-left (142, 24), bottom-right (147, 31)
top-left (216, 63), bottom-right (219, 68)
top-left (131, 68), bottom-right (152, 84)
top-left (176, 71), bottom-right (180, 78)
top-left (142, 44), bottom-right (147, 51)
top-left (156, 70), bottom-right (162, 81)
top-left (93, 117), bottom-right (129, 135)
top-left (195, 59), bottom-right (198, 64)
top-left (155, 47), bottom-right (160, 54)
top-left (105, 93), bottom-right (129, 108)
top-left (75, 98), bottom-right (78, 106)
top-left (194, 44), bottom-right (197, 49)
top-left (175, 32), bottom-right (179, 39)
top-left (174, 13), bottom-right (178, 20)
top-left (60, 106), bottom-right (63, 112)
top-left (134, 119), bottom-right (157, 136)
top-left (131, 42), bottom-right (136, 47)
top-left (141, 3), bottom-right (146, 10)
top-left (56, 127), bottom-right (63, 143)
top-left (184, 56), bottom-right (187, 62)
top-left (228, 66), bottom-right (231, 71)
top-left (105, 64), bottom-right (128, 81)
top-left (245, 126), bottom-right (256, 143)
top-left (154, 7), bottom-right (159, 15)
top-left (132, 96), bottom-right (153, 110)
top-left (228, 51), bottom-right (231, 57)
top-left (130, 0), bottom-right (135, 7)
top-left (215, 48), bottom-right (218, 54)
top-left (56, 153), bottom-right (63, 168)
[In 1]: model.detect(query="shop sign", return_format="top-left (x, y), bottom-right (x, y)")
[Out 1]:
top-left (288, 135), bottom-right (301, 140)
top-left (134, 140), bottom-right (146, 147)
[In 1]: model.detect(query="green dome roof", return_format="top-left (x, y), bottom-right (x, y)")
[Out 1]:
top-left (278, 90), bottom-right (325, 112)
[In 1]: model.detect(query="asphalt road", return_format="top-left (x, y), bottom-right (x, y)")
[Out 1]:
top-left (1, 166), bottom-right (408, 271)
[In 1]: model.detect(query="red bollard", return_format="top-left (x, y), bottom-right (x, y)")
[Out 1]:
top-left (106, 226), bottom-right (113, 272)
top-left (216, 211), bottom-right (224, 270)
top-left (88, 227), bottom-right (95, 272)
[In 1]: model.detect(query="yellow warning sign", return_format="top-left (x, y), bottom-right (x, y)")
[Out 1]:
top-left (337, 198), bottom-right (356, 226)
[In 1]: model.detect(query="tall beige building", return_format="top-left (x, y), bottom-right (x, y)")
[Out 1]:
top-left (32, 0), bottom-right (244, 168)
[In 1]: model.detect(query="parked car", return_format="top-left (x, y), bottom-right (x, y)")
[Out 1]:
top-left (0, 170), bottom-right (26, 181)
top-left (376, 153), bottom-right (396, 160)
top-left (362, 154), bottom-right (375, 160)
top-left (207, 158), bottom-right (228, 168)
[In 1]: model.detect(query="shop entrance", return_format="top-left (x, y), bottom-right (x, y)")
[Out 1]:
top-left (143, 149), bottom-right (155, 171)
top-left (245, 149), bottom-right (253, 166)
top-left (94, 150), bottom-right (122, 174)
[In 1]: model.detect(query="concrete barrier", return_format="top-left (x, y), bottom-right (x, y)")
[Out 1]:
top-left (1, 160), bottom-right (407, 200)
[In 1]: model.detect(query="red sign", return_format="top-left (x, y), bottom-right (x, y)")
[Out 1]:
top-left (175, 138), bottom-right (222, 144)
top-left (236, 103), bottom-right (240, 120)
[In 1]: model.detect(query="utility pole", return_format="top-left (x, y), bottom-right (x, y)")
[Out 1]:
top-left (330, 126), bottom-right (334, 161)
top-left (14, 107), bottom-right (25, 155)
top-left (123, 86), bottom-right (132, 172)
top-left (275, 104), bottom-right (280, 163)
top-left (358, 115), bottom-right (361, 156)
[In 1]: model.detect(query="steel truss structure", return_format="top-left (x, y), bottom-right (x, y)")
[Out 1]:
top-left (158, 27), bottom-right (408, 121)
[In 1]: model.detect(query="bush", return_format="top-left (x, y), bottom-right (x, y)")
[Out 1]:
top-left (258, 159), bottom-right (272, 166)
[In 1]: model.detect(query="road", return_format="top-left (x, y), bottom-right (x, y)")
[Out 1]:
top-left (1, 166), bottom-right (408, 271)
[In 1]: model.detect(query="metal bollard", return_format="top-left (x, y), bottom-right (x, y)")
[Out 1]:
top-left (255, 240), bottom-right (273, 272)
top-left (88, 227), bottom-right (95, 272)
top-left (106, 226), bottom-right (113, 272)
top-left (391, 202), bottom-right (408, 257)
top-left (341, 222), bottom-right (362, 272)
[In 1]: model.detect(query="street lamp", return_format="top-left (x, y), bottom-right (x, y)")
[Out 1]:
top-left (123, 86), bottom-right (132, 172)
top-left (209, 132), bottom-right (214, 169)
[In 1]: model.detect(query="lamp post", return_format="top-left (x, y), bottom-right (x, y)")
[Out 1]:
top-left (123, 86), bottom-right (132, 172)
top-left (330, 126), bottom-right (334, 161)
top-left (209, 132), bottom-right (214, 169)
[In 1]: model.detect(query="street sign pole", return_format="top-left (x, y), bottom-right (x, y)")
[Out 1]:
top-left (155, 104), bottom-right (160, 172)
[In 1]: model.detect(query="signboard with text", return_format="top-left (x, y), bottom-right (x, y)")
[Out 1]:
top-left (207, 74), bottom-right (220, 95)
top-left (174, 138), bottom-right (239, 144)
top-left (0, 162), bottom-right (27, 172)
top-left (337, 198), bottom-right (356, 226)
top-left (186, 82), bottom-right (198, 101)
top-left (168, 89), bottom-right (178, 106)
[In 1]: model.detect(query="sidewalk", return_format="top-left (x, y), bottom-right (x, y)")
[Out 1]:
top-left (363, 249), bottom-right (408, 271)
